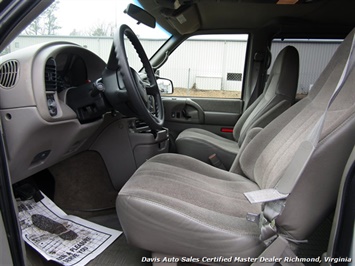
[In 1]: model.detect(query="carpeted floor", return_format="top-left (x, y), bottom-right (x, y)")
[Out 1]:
top-left (50, 151), bottom-right (118, 214)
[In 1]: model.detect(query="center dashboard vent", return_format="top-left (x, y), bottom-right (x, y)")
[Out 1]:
top-left (44, 58), bottom-right (58, 117)
top-left (44, 58), bottom-right (57, 91)
top-left (0, 60), bottom-right (19, 89)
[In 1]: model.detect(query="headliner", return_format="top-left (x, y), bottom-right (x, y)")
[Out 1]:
top-left (138, 0), bottom-right (355, 38)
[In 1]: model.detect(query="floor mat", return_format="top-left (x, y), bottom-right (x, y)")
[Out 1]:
top-left (18, 192), bottom-right (121, 266)
top-left (50, 151), bottom-right (118, 213)
top-left (88, 213), bottom-right (122, 231)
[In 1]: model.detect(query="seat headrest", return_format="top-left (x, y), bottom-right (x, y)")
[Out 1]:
top-left (265, 45), bottom-right (299, 101)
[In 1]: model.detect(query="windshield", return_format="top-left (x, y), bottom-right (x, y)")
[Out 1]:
top-left (2, 0), bottom-right (171, 65)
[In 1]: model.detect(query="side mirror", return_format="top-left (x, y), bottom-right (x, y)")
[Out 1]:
top-left (124, 4), bottom-right (156, 28)
top-left (157, 78), bottom-right (174, 94)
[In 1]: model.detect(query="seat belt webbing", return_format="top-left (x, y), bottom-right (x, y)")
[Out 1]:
top-left (244, 51), bottom-right (264, 110)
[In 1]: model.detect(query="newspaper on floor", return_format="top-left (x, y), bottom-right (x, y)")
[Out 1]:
top-left (17, 192), bottom-right (122, 266)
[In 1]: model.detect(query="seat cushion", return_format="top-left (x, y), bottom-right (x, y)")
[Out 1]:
top-left (176, 128), bottom-right (239, 169)
top-left (117, 153), bottom-right (265, 262)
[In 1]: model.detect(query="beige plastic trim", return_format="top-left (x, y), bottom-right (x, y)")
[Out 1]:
top-left (0, 42), bottom-right (107, 182)
top-left (0, 42), bottom-right (106, 123)
top-left (1, 107), bottom-right (102, 183)
top-left (31, 44), bottom-right (106, 122)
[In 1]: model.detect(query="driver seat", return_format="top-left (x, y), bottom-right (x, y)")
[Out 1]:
top-left (116, 29), bottom-right (355, 261)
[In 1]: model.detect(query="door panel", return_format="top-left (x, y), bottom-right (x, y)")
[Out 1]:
top-left (163, 97), bottom-right (243, 140)
top-left (158, 34), bottom-right (247, 144)
top-left (163, 98), bottom-right (205, 124)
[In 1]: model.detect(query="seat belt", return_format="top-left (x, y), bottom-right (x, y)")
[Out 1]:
top-left (244, 51), bottom-right (266, 110)
top-left (245, 31), bottom-right (355, 259)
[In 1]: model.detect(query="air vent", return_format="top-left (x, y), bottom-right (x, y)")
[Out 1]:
top-left (0, 60), bottom-right (19, 88)
top-left (44, 58), bottom-right (57, 91)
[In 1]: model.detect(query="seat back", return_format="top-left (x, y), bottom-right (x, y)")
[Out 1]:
top-left (236, 29), bottom-right (355, 240)
top-left (233, 46), bottom-right (299, 144)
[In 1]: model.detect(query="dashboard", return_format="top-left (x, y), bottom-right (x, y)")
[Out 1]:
top-left (0, 42), bottom-right (108, 183)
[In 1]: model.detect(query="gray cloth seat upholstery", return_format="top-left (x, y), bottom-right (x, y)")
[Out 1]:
top-left (117, 29), bottom-right (355, 263)
top-left (176, 46), bottom-right (299, 169)
top-left (117, 154), bottom-right (265, 259)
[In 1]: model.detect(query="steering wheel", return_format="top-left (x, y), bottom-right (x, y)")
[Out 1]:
top-left (106, 24), bottom-right (164, 131)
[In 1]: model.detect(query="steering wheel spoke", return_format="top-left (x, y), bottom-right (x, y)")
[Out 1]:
top-left (107, 24), bottom-right (164, 131)
top-left (146, 84), bottom-right (160, 95)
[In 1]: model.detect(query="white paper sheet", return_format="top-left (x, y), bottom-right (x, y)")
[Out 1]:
top-left (17, 192), bottom-right (121, 266)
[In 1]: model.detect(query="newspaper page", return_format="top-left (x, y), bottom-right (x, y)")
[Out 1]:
top-left (17, 192), bottom-right (122, 266)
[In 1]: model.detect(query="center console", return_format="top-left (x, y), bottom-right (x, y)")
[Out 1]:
top-left (128, 119), bottom-right (169, 167)
top-left (91, 116), bottom-right (169, 190)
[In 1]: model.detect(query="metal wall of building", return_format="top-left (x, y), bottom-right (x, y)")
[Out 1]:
top-left (159, 39), bottom-right (247, 92)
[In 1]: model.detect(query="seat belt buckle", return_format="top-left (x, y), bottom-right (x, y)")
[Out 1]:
top-left (246, 213), bottom-right (260, 224)
top-left (208, 153), bottom-right (226, 170)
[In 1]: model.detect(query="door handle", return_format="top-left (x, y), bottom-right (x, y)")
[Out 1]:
top-left (181, 107), bottom-right (192, 119)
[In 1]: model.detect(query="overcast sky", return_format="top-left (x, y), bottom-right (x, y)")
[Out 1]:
top-left (51, 0), bottom-right (248, 41)
top-left (56, 0), bottom-right (170, 38)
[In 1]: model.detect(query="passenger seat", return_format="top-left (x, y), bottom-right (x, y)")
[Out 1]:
top-left (176, 45), bottom-right (299, 169)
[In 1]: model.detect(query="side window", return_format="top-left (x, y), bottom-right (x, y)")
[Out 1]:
top-left (160, 34), bottom-right (248, 98)
top-left (270, 39), bottom-right (342, 96)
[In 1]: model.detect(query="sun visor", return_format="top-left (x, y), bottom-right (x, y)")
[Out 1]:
top-left (161, 4), bottom-right (200, 35)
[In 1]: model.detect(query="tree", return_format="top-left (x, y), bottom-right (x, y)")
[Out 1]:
top-left (43, 1), bottom-right (61, 35)
top-left (69, 29), bottom-right (82, 36)
top-left (91, 27), bottom-right (107, 37)
top-left (24, 2), bottom-right (61, 35)
top-left (90, 22), bottom-right (114, 37)
top-left (24, 16), bottom-right (45, 35)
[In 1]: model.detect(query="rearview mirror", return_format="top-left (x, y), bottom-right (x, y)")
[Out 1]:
top-left (157, 78), bottom-right (174, 94)
top-left (124, 4), bottom-right (156, 28)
